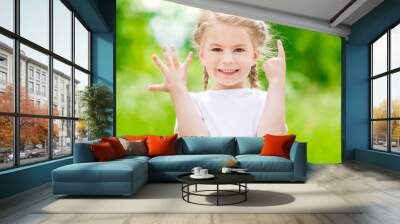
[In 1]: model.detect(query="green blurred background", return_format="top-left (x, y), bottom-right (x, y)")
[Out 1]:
top-left (116, 0), bottom-right (342, 164)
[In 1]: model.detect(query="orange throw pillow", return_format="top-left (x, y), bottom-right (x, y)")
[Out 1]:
top-left (260, 134), bottom-right (296, 159)
top-left (101, 137), bottom-right (127, 158)
top-left (146, 134), bottom-right (178, 157)
top-left (91, 142), bottom-right (117, 161)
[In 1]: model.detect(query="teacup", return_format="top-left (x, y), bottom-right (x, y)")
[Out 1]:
top-left (199, 168), bottom-right (208, 176)
top-left (191, 167), bottom-right (202, 176)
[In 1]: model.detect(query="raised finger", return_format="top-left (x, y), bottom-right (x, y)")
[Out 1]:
top-left (147, 83), bottom-right (168, 92)
top-left (152, 54), bottom-right (168, 75)
top-left (162, 46), bottom-right (173, 68)
top-left (181, 51), bottom-right (193, 70)
top-left (277, 39), bottom-right (285, 62)
top-left (171, 46), bottom-right (180, 68)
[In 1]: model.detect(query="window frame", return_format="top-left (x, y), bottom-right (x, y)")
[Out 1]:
top-left (370, 20), bottom-right (400, 154)
top-left (0, 0), bottom-right (92, 171)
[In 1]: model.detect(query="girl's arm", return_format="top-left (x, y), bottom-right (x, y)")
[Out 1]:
top-left (257, 40), bottom-right (287, 136)
top-left (149, 46), bottom-right (209, 136)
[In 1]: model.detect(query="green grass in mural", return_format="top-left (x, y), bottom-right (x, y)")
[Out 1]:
top-left (116, 0), bottom-right (342, 164)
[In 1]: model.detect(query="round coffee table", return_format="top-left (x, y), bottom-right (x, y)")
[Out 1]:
top-left (177, 172), bottom-right (255, 206)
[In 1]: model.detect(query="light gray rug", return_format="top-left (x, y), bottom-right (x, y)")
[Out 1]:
top-left (37, 183), bottom-right (362, 214)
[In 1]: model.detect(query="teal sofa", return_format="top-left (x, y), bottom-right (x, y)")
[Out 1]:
top-left (52, 137), bottom-right (307, 196)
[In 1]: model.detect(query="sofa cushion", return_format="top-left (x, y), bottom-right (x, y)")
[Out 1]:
top-left (101, 137), bottom-right (127, 158)
top-left (176, 137), bottom-right (236, 155)
top-left (91, 142), bottom-right (118, 161)
top-left (235, 137), bottom-right (263, 155)
top-left (148, 154), bottom-right (235, 172)
top-left (147, 134), bottom-right (178, 157)
top-left (236, 155), bottom-right (293, 172)
top-left (260, 134), bottom-right (296, 159)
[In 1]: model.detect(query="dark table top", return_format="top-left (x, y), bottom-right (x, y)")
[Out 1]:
top-left (177, 172), bottom-right (255, 185)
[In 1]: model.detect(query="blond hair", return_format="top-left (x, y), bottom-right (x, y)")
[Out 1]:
top-left (192, 10), bottom-right (272, 90)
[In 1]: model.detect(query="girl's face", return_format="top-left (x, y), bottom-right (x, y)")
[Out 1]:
top-left (199, 22), bottom-right (259, 90)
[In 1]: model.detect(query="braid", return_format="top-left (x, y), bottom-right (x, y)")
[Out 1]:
top-left (248, 65), bottom-right (259, 88)
top-left (203, 67), bottom-right (209, 90)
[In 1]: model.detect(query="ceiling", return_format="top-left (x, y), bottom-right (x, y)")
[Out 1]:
top-left (167, 0), bottom-right (384, 38)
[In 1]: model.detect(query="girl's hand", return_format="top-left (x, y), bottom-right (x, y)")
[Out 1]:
top-left (148, 46), bottom-right (193, 93)
top-left (262, 39), bottom-right (286, 84)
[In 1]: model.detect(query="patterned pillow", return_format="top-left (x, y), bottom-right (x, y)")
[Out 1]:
top-left (119, 138), bottom-right (147, 156)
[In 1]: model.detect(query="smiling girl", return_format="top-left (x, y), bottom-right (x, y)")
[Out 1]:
top-left (149, 10), bottom-right (287, 137)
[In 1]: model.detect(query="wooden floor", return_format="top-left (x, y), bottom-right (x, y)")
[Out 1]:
top-left (1, 162), bottom-right (400, 224)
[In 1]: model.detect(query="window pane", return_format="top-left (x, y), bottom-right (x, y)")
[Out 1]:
top-left (53, 0), bottom-right (72, 60)
top-left (20, 44), bottom-right (49, 115)
top-left (74, 17), bottom-right (89, 70)
top-left (372, 77), bottom-right (387, 119)
top-left (75, 120), bottom-right (88, 143)
top-left (74, 69), bottom-right (89, 118)
top-left (0, 0), bottom-right (14, 31)
top-left (0, 34), bottom-right (14, 112)
top-left (20, 117), bottom-right (49, 165)
top-left (53, 119), bottom-right (72, 158)
top-left (391, 72), bottom-right (400, 118)
top-left (0, 116), bottom-right (13, 170)
top-left (372, 33), bottom-right (387, 76)
top-left (391, 24), bottom-right (400, 70)
top-left (53, 59), bottom-right (72, 117)
top-left (20, 0), bottom-right (49, 49)
top-left (391, 120), bottom-right (400, 153)
top-left (372, 121), bottom-right (388, 151)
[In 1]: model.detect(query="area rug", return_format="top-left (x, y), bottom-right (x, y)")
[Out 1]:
top-left (36, 183), bottom-right (362, 214)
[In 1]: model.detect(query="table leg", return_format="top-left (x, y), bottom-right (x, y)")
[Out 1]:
top-left (195, 184), bottom-right (197, 192)
top-left (245, 183), bottom-right (247, 201)
top-left (217, 184), bottom-right (219, 206)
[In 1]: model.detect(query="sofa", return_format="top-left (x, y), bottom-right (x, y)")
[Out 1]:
top-left (52, 136), bottom-right (307, 196)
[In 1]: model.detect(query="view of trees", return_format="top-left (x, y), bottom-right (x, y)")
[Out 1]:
top-left (0, 84), bottom-right (60, 162)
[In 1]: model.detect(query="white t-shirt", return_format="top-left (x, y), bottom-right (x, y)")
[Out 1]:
top-left (175, 88), bottom-right (273, 137)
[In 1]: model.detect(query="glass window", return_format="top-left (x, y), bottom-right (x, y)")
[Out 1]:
top-left (28, 67), bottom-right (34, 80)
top-left (53, 0), bottom-right (72, 60)
top-left (391, 120), bottom-right (400, 153)
top-left (53, 59), bottom-right (71, 116)
top-left (75, 120), bottom-right (88, 143)
top-left (391, 24), bottom-right (400, 70)
top-left (372, 77), bottom-right (387, 119)
top-left (19, 117), bottom-right (49, 165)
top-left (53, 119), bottom-right (72, 158)
top-left (74, 69), bottom-right (89, 118)
top-left (0, 55), bottom-right (7, 67)
top-left (0, 116), bottom-right (14, 170)
top-left (20, 0), bottom-right (49, 49)
top-left (372, 121), bottom-right (388, 151)
top-left (74, 17), bottom-right (89, 70)
top-left (28, 81), bottom-right (33, 94)
top-left (372, 33), bottom-right (387, 76)
top-left (20, 44), bottom-right (49, 115)
top-left (391, 72), bottom-right (400, 118)
top-left (0, 34), bottom-right (14, 113)
top-left (0, 0), bottom-right (14, 32)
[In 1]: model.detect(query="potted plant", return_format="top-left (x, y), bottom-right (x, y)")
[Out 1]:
top-left (79, 84), bottom-right (113, 140)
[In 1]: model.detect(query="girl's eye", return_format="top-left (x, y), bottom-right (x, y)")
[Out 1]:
top-left (234, 48), bottom-right (245, 52)
top-left (211, 48), bottom-right (222, 52)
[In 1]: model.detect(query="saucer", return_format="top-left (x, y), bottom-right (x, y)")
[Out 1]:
top-left (190, 174), bottom-right (215, 179)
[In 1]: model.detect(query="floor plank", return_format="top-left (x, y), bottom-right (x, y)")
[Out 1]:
top-left (1, 162), bottom-right (400, 224)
